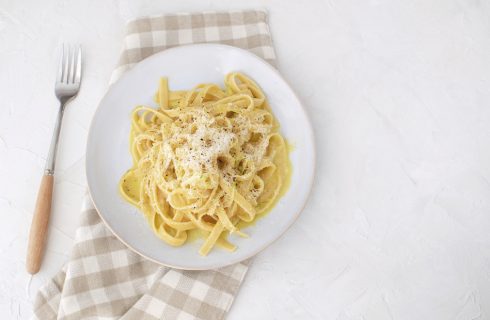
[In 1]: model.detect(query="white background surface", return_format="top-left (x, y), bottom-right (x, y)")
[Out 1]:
top-left (1, 0), bottom-right (490, 319)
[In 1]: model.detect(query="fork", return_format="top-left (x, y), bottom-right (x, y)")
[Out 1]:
top-left (26, 44), bottom-right (82, 274)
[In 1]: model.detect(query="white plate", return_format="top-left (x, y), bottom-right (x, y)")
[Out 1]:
top-left (86, 44), bottom-right (315, 270)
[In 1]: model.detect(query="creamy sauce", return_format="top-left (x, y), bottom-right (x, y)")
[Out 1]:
top-left (237, 144), bottom-right (292, 230)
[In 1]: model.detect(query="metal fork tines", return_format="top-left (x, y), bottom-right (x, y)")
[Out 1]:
top-left (55, 44), bottom-right (82, 101)
top-left (45, 44), bottom-right (82, 175)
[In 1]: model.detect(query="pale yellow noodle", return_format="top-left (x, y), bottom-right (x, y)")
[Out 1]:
top-left (119, 72), bottom-right (291, 255)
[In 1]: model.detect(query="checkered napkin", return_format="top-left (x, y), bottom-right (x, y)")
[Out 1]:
top-left (32, 10), bottom-right (276, 320)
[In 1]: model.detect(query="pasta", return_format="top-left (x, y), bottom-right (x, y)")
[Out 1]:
top-left (119, 72), bottom-right (291, 255)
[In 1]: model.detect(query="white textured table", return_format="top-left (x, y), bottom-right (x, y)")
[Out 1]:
top-left (2, 1), bottom-right (490, 319)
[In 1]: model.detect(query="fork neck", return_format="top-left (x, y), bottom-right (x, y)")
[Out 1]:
top-left (57, 96), bottom-right (71, 107)
top-left (44, 102), bottom-right (67, 175)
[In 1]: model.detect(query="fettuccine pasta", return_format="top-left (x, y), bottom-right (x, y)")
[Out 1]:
top-left (119, 72), bottom-right (291, 255)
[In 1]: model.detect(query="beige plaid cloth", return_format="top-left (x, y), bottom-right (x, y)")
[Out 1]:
top-left (32, 10), bottom-right (276, 320)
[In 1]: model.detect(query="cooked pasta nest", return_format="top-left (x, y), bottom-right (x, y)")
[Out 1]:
top-left (119, 72), bottom-right (290, 255)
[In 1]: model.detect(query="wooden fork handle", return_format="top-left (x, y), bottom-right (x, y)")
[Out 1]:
top-left (26, 174), bottom-right (54, 274)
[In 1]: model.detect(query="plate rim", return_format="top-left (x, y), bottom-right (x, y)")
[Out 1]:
top-left (86, 43), bottom-right (317, 270)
